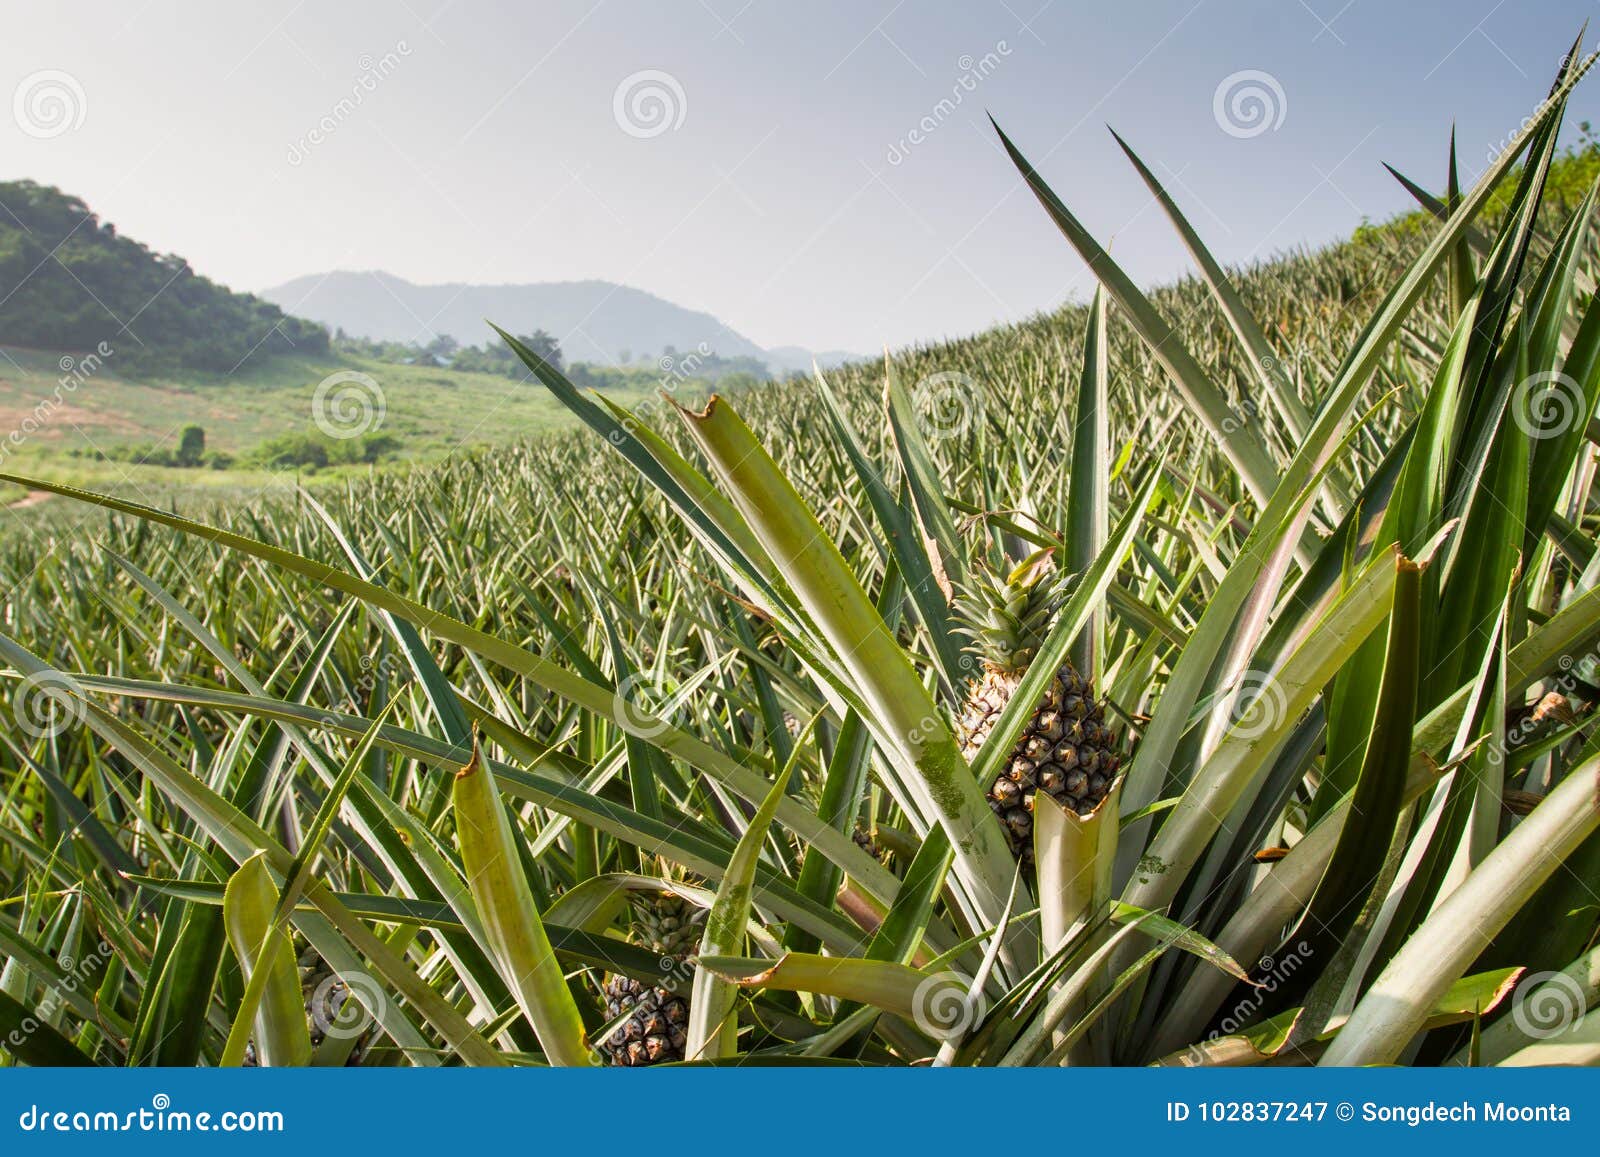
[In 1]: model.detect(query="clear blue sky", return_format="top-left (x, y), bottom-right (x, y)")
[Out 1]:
top-left (5, 0), bottom-right (1597, 354)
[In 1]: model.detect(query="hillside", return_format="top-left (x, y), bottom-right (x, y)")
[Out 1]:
top-left (0, 181), bottom-right (327, 371)
top-left (261, 270), bottom-right (861, 373)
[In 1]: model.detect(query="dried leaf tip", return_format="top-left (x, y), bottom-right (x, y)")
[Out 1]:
top-left (455, 729), bottom-right (482, 780)
top-left (669, 393), bottom-right (720, 421)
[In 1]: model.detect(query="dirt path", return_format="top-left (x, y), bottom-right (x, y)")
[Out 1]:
top-left (4, 489), bottom-right (52, 510)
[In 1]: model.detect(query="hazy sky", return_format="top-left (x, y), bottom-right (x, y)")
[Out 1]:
top-left (5, 1), bottom-right (1597, 354)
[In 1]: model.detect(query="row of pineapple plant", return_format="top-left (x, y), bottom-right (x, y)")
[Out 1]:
top-left (2, 35), bottom-right (1600, 1066)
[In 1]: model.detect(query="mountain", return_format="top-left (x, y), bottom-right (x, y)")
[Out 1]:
top-left (0, 181), bottom-right (327, 371)
top-left (763, 345), bottom-right (869, 375)
top-left (260, 270), bottom-right (862, 373)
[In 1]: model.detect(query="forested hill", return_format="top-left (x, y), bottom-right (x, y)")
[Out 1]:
top-left (0, 180), bottom-right (327, 371)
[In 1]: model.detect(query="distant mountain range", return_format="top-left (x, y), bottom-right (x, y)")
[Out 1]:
top-left (260, 271), bottom-right (862, 376)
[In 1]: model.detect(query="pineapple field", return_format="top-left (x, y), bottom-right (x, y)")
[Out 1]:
top-left (6, 43), bottom-right (1600, 1072)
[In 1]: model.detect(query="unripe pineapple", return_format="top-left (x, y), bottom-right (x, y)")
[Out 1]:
top-left (242, 949), bottom-right (371, 1066)
top-left (852, 823), bottom-right (886, 862)
top-left (600, 889), bottom-right (705, 1066)
top-left (955, 551), bottom-right (1120, 860)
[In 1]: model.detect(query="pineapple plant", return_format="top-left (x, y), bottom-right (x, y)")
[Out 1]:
top-left (955, 550), bottom-right (1121, 859)
top-left (600, 888), bottom-right (705, 1066)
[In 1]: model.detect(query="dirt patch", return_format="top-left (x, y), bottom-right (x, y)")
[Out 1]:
top-left (5, 489), bottom-right (52, 510)
top-left (0, 402), bottom-right (146, 437)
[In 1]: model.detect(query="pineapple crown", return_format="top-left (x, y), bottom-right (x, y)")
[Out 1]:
top-left (952, 547), bottom-right (1074, 675)
top-left (631, 890), bottom-right (706, 959)
top-left (628, 861), bottom-right (707, 959)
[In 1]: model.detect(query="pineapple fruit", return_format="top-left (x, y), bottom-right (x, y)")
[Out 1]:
top-left (955, 551), bottom-right (1120, 860)
top-left (600, 888), bottom-right (706, 1066)
top-left (242, 948), bottom-right (370, 1066)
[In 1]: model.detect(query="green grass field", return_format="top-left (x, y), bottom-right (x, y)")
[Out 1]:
top-left (0, 345), bottom-right (660, 514)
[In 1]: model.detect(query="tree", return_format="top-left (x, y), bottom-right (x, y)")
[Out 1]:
top-left (424, 334), bottom-right (460, 362)
top-left (176, 425), bottom-right (206, 467)
top-left (517, 329), bottom-right (563, 370)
